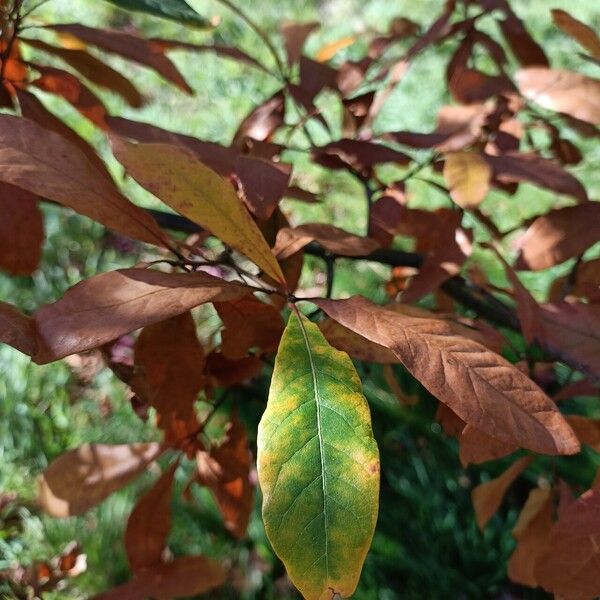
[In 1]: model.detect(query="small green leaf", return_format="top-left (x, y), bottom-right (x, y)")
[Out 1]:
top-left (257, 311), bottom-right (379, 600)
top-left (103, 0), bottom-right (212, 28)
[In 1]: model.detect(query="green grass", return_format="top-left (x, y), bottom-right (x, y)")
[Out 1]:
top-left (2, 0), bottom-right (600, 597)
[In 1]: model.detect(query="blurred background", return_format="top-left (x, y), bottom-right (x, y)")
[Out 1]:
top-left (1, 0), bottom-right (599, 598)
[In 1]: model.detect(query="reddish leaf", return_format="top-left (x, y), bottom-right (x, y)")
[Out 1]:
top-left (449, 67), bottom-right (514, 104)
top-left (23, 38), bottom-right (143, 107)
top-left (459, 425), bottom-right (517, 466)
top-left (233, 92), bottom-right (285, 146)
top-left (314, 296), bottom-right (579, 455)
top-left (516, 203), bottom-right (600, 270)
top-left (196, 415), bottom-right (253, 538)
top-left (125, 462), bottom-right (177, 572)
top-left (0, 183), bottom-right (43, 276)
top-left (215, 297), bottom-right (284, 359)
top-left (134, 312), bottom-right (205, 443)
top-left (312, 139), bottom-right (410, 172)
top-left (471, 456), bottom-right (533, 529)
top-left (38, 443), bottom-right (161, 517)
top-left (31, 65), bottom-right (107, 127)
top-left (508, 487), bottom-right (554, 587)
top-left (280, 21), bottom-right (318, 65)
top-left (0, 115), bottom-right (168, 247)
top-left (47, 23), bottom-right (192, 92)
top-left (552, 10), bottom-right (600, 59)
top-left (516, 68), bottom-right (600, 125)
top-left (299, 56), bottom-right (337, 100)
top-left (0, 301), bottom-right (37, 357)
top-left (272, 223), bottom-right (379, 259)
top-left (205, 353), bottom-right (262, 388)
top-left (93, 555), bottom-right (225, 600)
top-left (534, 486), bottom-right (600, 599)
top-left (33, 269), bottom-right (248, 364)
top-left (484, 151), bottom-right (588, 203)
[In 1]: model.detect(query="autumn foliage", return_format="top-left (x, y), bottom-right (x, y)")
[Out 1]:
top-left (0, 0), bottom-right (599, 598)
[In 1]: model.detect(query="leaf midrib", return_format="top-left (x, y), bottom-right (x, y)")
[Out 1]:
top-left (296, 312), bottom-right (330, 582)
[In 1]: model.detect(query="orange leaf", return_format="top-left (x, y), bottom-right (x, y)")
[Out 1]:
top-left (314, 296), bottom-right (579, 455)
top-left (315, 36), bottom-right (358, 62)
top-left (33, 269), bottom-right (248, 363)
top-left (0, 183), bottom-right (43, 276)
top-left (0, 115), bottom-right (168, 247)
top-left (125, 462), bottom-right (177, 572)
top-left (471, 456), bottom-right (533, 529)
top-left (38, 443), bottom-right (161, 517)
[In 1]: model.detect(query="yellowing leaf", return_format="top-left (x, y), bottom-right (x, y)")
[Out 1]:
top-left (443, 151), bottom-right (491, 208)
top-left (38, 443), bottom-right (161, 517)
top-left (111, 139), bottom-right (285, 285)
top-left (471, 456), bottom-right (533, 529)
top-left (315, 36), bottom-right (358, 62)
top-left (315, 296), bottom-right (579, 456)
top-left (257, 311), bottom-right (379, 600)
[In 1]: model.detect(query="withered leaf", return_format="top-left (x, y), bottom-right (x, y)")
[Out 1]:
top-left (205, 353), bottom-right (262, 388)
top-left (471, 456), bottom-right (533, 529)
top-left (459, 425), bottom-right (517, 467)
top-left (125, 461), bottom-right (177, 572)
top-left (93, 555), bottom-right (226, 600)
top-left (272, 223), bottom-right (379, 259)
top-left (314, 296), bottom-right (579, 455)
top-left (552, 10), bottom-right (600, 59)
top-left (38, 443), bottom-right (161, 517)
top-left (516, 68), bottom-right (600, 125)
top-left (0, 183), bottom-right (43, 276)
top-left (33, 269), bottom-right (248, 364)
top-left (0, 301), bottom-right (37, 357)
top-left (0, 115), bottom-right (168, 247)
top-left (516, 203), bottom-right (600, 270)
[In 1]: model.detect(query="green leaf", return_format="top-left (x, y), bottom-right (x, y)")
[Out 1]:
top-left (103, 0), bottom-right (212, 28)
top-left (257, 310), bottom-right (379, 600)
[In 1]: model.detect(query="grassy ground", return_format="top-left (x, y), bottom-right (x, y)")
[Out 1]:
top-left (1, 0), bottom-right (599, 598)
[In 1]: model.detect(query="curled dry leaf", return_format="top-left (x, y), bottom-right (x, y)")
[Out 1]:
top-left (0, 115), bottom-right (168, 247)
top-left (314, 296), bottom-right (579, 455)
top-left (92, 555), bottom-right (226, 600)
top-left (33, 269), bottom-right (248, 363)
top-left (443, 151), bottom-right (491, 208)
top-left (534, 486), bottom-right (600, 599)
top-left (516, 203), bottom-right (600, 270)
top-left (272, 223), bottom-right (379, 259)
top-left (111, 138), bottom-right (285, 285)
top-left (125, 461), bottom-right (177, 572)
top-left (471, 456), bottom-right (533, 529)
top-left (516, 68), bottom-right (600, 125)
top-left (0, 183), bottom-right (43, 276)
top-left (38, 443), bottom-right (161, 517)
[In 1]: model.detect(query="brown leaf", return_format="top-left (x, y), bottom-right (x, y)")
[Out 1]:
top-left (312, 139), bottom-right (410, 172)
top-left (448, 67), bottom-right (514, 104)
top-left (38, 443), bottom-right (161, 517)
top-left (125, 462), bottom-right (177, 572)
top-left (565, 415), bottom-right (600, 452)
top-left (552, 10), bottom-right (600, 59)
top-left (314, 296), bottom-right (580, 455)
top-left (534, 486), bottom-right (600, 599)
top-left (92, 555), bottom-right (226, 600)
top-left (471, 456), bottom-right (533, 529)
top-left (484, 151), bottom-right (588, 203)
top-left (0, 301), bottom-right (37, 357)
top-left (459, 425), bottom-right (518, 466)
top-left (516, 68), bottom-right (600, 125)
top-left (23, 38), bottom-right (143, 107)
top-left (507, 486), bottom-right (554, 587)
top-left (205, 353), bottom-right (262, 388)
top-left (0, 183), bottom-right (43, 276)
top-left (31, 65), bottom-right (107, 127)
top-left (516, 203), bottom-right (600, 270)
top-left (196, 415), bottom-right (253, 538)
top-left (280, 21), bottom-right (319, 65)
top-left (0, 115), bottom-right (168, 247)
top-left (299, 56), bottom-right (337, 100)
top-left (134, 312), bottom-right (205, 443)
top-left (33, 269), bottom-right (248, 364)
top-left (443, 152), bottom-right (491, 208)
top-left (272, 223), bottom-right (379, 259)
top-left (47, 24), bottom-right (192, 92)
top-left (233, 92), bottom-right (285, 146)
top-left (215, 297), bottom-right (284, 359)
